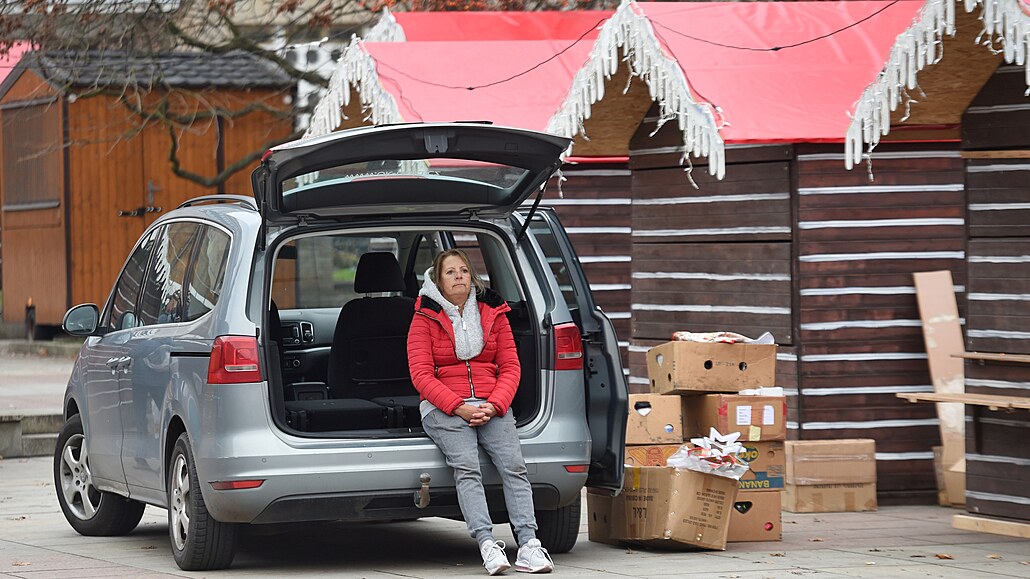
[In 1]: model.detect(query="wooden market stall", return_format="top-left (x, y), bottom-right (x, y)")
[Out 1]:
top-left (0, 51), bottom-right (294, 337)
top-left (307, 0), bottom-right (1030, 502)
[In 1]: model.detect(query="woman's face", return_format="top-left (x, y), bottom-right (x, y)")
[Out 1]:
top-left (438, 255), bottom-right (471, 306)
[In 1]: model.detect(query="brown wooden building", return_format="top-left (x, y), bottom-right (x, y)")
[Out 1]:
top-left (0, 51), bottom-right (294, 337)
top-left (957, 63), bottom-right (1030, 520)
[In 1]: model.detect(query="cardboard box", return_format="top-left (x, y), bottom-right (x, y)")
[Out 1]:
top-left (684, 394), bottom-right (787, 442)
top-left (626, 394), bottom-right (683, 445)
top-left (784, 439), bottom-right (876, 485)
top-left (783, 482), bottom-right (877, 513)
top-left (737, 441), bottom-right (785, 491)
top-left (624, 444), bottom-right (684, 467)
top-left (647, 341), bottom-right (776, 394)
top-left (586, 490), bottom-right (619, 545)
top-left (613, 466), bottom-right (739, 550)
top-left (727, 490), bottom-right (782, 542)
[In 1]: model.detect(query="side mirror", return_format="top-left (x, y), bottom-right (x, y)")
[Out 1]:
top-left (63, 304), bottom-right (99, 336)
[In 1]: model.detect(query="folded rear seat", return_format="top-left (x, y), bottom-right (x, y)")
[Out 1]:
top-left (285, 399), bottom-right (389, 432)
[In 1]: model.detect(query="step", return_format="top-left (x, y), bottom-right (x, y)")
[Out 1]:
top-left (0, 412), bottom-right (63, 458)
top-left (20, 413), bottom-right (64, 435)
top-left (22, 433), bottom-right (58, 458)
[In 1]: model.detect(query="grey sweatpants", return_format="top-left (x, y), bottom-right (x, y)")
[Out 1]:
top-left (422, 408), bottom-right (539, 547)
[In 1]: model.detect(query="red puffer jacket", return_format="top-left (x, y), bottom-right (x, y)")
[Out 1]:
top-left (407, 289), bottom-right (521, 417)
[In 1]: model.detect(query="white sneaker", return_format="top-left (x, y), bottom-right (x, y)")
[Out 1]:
top-left (480, 539), bottom-right (511, 575)
top-left (514, 539), bottom-right (554, 574)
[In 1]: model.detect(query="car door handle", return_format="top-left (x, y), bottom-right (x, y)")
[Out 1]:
top-left (106, 356), bottom-right (131, 373)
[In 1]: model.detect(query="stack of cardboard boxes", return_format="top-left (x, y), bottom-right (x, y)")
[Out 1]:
top-left (588, 338), bottom-right (786, 549)
top-left (783, 439), bottom-right (878, 513)
top-left (648, 340), bottom-right (787, 543)
top-left (588, 339), bottom-right (881, 549)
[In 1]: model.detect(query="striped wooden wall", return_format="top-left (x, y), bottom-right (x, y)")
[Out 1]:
top-left (540, 162), bottom-right (633, 370)
top-left (627, 102), bottom-right (972, 494)
top-left (795, 142), bottom-right (966, 496)
top-left (626, 110), bottom-right (799, 429)
top-left (961, 63), bottom-right (1030, 520)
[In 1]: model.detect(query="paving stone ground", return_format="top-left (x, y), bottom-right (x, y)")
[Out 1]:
top-left (1, 345), bottom-right (1027, 577)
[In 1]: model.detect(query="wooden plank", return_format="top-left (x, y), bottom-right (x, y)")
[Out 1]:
top-left (962, 150), bottom-right (1030, 159)
top-left (965, 361), bottom-right (1030, 397)
top-left (913, 270), bottom-right (966, 505)
top-left (953, 514), bottom-right (1030, 538)
top-left (962, 64), bottom-right (1030, 151)
top-left (897, 392), bottom-right (1030, 410)
top-left (957, 352), bottom-right (1030, 364)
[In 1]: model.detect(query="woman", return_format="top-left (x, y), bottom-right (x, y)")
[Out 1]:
top-left (407, 249), bottom-right (554, 575)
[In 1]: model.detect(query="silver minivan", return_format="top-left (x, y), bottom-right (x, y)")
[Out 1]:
top-left (57, 123), bottom-right (628, 570)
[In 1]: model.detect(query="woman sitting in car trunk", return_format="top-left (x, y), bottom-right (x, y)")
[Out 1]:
top-left (406, 249), bottom-right (553, 576)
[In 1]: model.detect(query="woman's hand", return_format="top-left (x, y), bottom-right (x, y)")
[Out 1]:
top-left (455, 403), bottom-right (496, 427)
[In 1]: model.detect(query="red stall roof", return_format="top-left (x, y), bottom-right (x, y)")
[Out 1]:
top-left (0, 43), bottom-right (29, 85)
top-left (364, 39), bottom-right (591, 130)
top-left (311, 1), bottom-right (930, 176)
top-left (630, 1), bottom-right (924, 144)
top-left (386, 9), bottom-right (613, 41)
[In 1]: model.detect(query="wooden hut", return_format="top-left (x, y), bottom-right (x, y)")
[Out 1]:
top-left (0, 51), bottom-right (294, 337)
top-left (301, 0), bottom-right (1030, 503)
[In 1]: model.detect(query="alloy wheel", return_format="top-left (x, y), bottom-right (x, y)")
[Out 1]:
top-left (169, 454), bottom-right (191, 550)
top-left (58, 433), bottom-right (101, 520)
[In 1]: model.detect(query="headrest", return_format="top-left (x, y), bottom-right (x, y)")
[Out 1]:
top-left (354, 252), bottom-right (406, 294)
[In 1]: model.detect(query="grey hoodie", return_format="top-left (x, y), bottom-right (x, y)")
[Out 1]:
top-left (419, 267), bottom-right (485, 361)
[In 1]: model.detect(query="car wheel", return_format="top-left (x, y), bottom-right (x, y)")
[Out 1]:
top-left (533, 494), bottom-right (581, 554)
top-left (168, 431), bottom-right (238, 571)
top-left (54, 414), bottom-right (145, 536)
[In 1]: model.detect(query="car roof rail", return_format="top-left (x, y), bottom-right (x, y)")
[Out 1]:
top-left (177, 195), bottom-right (258, 211)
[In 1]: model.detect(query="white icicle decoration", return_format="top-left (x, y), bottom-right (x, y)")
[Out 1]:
top-left (845, 0), bottom-right (955, 170)
top-left (974, 0), bottom-right (1030, 81)
top-left (364, 8), bottom-right (407, 43)
top-left (846, 0), bottom-right (1030, 171)
top-left (303, 37), bottom-right (405, 139)
top-left (545, 0), bottom-right (725, 179)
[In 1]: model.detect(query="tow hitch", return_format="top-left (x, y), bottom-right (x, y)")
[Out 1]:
top-left (414, 473), bottom-right (432, 508)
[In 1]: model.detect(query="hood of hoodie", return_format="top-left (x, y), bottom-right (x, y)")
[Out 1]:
top-left (420, 267), bottom-right (484, 360)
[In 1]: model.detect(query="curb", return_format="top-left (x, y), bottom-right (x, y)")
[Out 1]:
top-left (0, 339), bottom-right (82, 359)
top-left (0, 410), bottom-right (64, 459)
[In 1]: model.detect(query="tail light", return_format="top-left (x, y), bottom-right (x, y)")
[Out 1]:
top-left (554, 323), bottom-right (584, 371)
top-left (208, 336), bottom-right (262, 384)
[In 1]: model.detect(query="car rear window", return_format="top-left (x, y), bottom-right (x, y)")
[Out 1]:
top-left (283, 158), bottom-right (529, 196)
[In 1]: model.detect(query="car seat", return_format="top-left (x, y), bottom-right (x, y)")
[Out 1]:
top-left (328, 252), bottom-right (421, 427)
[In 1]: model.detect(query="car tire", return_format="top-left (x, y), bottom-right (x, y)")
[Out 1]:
top-left (534, 494), bottom-right (580, 554)
top-left (54, 414), bottom-right (145, 536)
top-left (168, 431), bottom-right (238, 571)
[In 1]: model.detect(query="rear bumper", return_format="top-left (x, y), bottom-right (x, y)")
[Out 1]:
top-left (188, 382), bottom-right (591, 524)
top-left (250, 483), bottom-right (562, 525)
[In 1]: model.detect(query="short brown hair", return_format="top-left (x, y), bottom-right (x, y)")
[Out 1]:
top-left (431, 249), bottom-right (486, 294)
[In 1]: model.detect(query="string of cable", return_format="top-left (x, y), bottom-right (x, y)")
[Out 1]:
top-left (368, 1), bottom-right (902, 91)
top-left (374, 15), bottom-right (609, 91)
top-left (649, 0), bottom-right (900, 52)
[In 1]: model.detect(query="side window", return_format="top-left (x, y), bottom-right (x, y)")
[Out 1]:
top-left (272, 234), bottom-right (401, 308)
top-left (412, 234), bottom-right (439, 285)
top-left (527, 215), bottom-right (578, 311)
top-left (138, 222), bottom-right (202, 326)
top-left (452, 232), bottom-right (491, 286)
top-left (186, 227), bottom-right (231, 321)
top-left (103, 229), bottom-right (158, 331)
